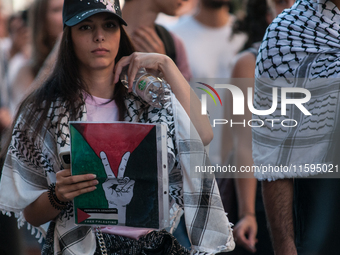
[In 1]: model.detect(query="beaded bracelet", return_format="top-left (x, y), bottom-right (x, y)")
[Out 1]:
top-left (48, 183), bottom-right (68, 211)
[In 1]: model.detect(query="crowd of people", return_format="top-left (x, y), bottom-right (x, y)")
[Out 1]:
top-left (0, 0), bottom-right (338, 254)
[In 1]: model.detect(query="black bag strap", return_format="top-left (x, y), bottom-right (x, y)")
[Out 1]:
top-left (155, 24), bottom-right (177, 64)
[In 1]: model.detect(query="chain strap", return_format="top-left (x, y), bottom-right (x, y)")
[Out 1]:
top-left (95, 227), bottom-right (108, 255)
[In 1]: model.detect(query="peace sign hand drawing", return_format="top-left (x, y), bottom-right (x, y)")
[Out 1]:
top-left (100, 151), bottom-right (135, 210)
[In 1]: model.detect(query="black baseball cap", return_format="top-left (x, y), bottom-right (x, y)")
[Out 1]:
top-left (63, 0), bottom-right (127, 27)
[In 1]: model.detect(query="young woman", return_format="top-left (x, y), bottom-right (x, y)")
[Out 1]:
top-left (0, 0), bottom-right (234, 254)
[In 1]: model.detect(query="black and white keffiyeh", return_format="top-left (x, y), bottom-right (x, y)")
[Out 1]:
top-left (253, 0), bottom-right (340, 180)
top-left (0, 92), bottom-right (234, 254)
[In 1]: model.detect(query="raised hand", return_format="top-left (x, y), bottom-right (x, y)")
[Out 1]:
top-left (100, 151), bottom-right (135, 209)
top-left (113, 52), bottom-right (172, 92)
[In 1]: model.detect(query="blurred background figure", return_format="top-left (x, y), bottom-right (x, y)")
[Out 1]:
top-left (170, 0), bottom-right (246, 79)
top-left (0, 7), bottom-right (30, 161)
top-left (7, 10), bottom-right (30, 76)
top-left (0, 1), bottom-right (63, 254)
top-left (0, 0), bottom-right (11, 144)
top-left (220, 0), bottom-right (295, 254)
top-left (156, 0), bottom-right (199, 27)
top-left (0, 8), bottom-right (30, 165)
top-left (3, 10), bottom-right (30, 113)
top-left (10, 0), bottom-right (63, 117)
top-left (0, 0), bottom-right (7, 38)
top-left (122, 0), bottom-right (192, 81)
top-left (0, 2), bottom-right (28, 255)
top-left (170, 0), bottom-right (247, 170)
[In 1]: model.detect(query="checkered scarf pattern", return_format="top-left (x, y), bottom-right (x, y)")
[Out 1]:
top-left (253, 0), bottom-right (340, 180)
top-left (0, 93), bottom-right (234, 254)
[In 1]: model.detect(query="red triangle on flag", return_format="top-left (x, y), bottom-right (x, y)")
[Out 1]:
top-left (77, 208), bottom-right (91, 223)
top-left (72, 123), bottom-right (154, 177)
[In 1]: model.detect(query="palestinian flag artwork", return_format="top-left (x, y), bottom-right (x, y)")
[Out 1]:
top-left (70, 122), bottom-right (169, 228)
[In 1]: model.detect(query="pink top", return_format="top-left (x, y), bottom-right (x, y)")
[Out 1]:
top-left (85, 94), bottom-right (151, 240)
top-left (85, 94), bottom-right (119, 122)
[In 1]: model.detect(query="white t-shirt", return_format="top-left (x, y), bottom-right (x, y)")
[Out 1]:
top-left (169, 15), bottom-right (247, 79)
top-left (169, 15), bottom-right (247, 165)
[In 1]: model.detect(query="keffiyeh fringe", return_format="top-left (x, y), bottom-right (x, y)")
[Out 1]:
top-left (190, 222), bottom-right (235, 255)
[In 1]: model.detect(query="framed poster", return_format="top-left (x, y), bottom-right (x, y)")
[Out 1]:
top-left (69, 122), bottom-right (169, 229)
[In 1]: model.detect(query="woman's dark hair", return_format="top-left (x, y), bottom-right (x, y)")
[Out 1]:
top-left (1, 23), bottom-right (135, 157)
top-left (233, 0), bottom-right (270, 51)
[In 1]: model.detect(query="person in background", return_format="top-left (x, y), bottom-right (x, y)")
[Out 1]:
top-left (0, 9), bottom-right (30, 168)
top-left (155, 0), bottom-right (199, 28)
top-left (0, 0), bottom-right (7, 38)
top-left (0, 0), bottom-right (10, 131)
top-left (0, 5), bottom-right (27, 255)
top-left (10, 0), bottom-right (63, 116)
top-left (0, 9), bottom-right (30, 158)
top-left (222, 0), bottom-right (294, 254)
top-left (170, 0), bottom-right (247, 168)
top-left (122, 0), bottom-right (192, 81)
top-left (3, 11), bottom-right (30, 115)
top-left (170, 0), bottom-right (246, 79)
top-left (1, 4), bottom-right (63, 253)
top-left (253, 0), bottom-right (340, 254)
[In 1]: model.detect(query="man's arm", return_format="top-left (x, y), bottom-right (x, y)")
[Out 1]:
top-left (262, 179), bottom-right (297, 255)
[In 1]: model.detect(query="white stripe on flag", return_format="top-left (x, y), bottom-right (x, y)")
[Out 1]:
top-left (88, 213), bottom-right (118, 220)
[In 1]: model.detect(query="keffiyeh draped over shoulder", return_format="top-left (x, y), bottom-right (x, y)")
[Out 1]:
top-left (0, 92), bottom-right (234, 254)
top-left (253, 0), bottom-right (340, 181)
